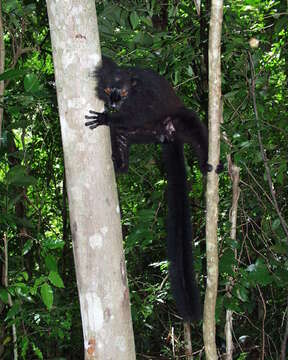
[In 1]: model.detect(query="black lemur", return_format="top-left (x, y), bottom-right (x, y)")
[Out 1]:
top-left (85, 57), bottom-right (212, 321)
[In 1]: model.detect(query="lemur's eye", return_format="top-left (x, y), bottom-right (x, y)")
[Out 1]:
top-left (104, 88), bottom-right (112, 95)
top-left (121, 89), bottom-right (128, 97)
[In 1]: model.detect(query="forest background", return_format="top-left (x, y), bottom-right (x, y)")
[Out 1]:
top-left (0, 0), bottom-right (287, 359)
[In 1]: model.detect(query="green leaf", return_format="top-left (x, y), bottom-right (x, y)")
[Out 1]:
top-left (0, 288), bottom-right (9, 304)
top-left (136, 209), bottom-right (155, 220)
top-left (45, 255), bottom-right (58, 271)
top-left (270, 242), bottom-right (288, 255)
top-left (130, 11), bottom-right (140, 29)
top-left (172, 70), bottom-right (180, 86)
top-left (14, 283), bottom-right (33, 302)
top-left (223, 90), bottom-right (240, 99)
top-left (48, 271), bottom-right (64, 288)
top-left (246, 258), bottom-right (273, 286)
top-left (5, 165), bottom-right (37, 186)
top-left (3, 336), bottom-right (11, 345)
top-left (34, 276), bottom-right (45, 288)
top-left (275, 16), bottom-right (288, 34)
top-left (126, 228), bottom-right (153, 249)
top-left (40, 283), bottom-right (53, 310)
top-left (0, 68), bottom-right (27, 81)
top-left (273, 268), bottom-right (288, 287)
top-left (187, 65), bottom-right (194, 77)
top-left (142, 16), bottom-right (153, 27)
top-left (23, 3), bottom-right (36, 14)
top-left (239, 141), bottom-right (250, 149)
top-left (272, 218), bottom-right (281, 231)
top-left (20, 336), bottom-right (29, 359)
top-left (6, 302), bottom-right (21, 320)
top-left (32, 276), bottom-right (45, 295)
top-left (41, 236), bottom-right (65, 250)
top-left (6, 0), bottom-right (19, 12)
top-left (219, 249), bottom-right (236, 275)
top-left (223, 296), bottom-right (242, 312)
top-left (32, 342), bottom-right (43, 360)
top-left (235, 286), bottom-right (249, 302)
top-left (102, 4), bottom-right (123, 25)
top-left (24, 73), bottom-right (41, 93)
top-left (21, 271), bottom-right (29, 281)
top-left (215, 296), bottom-right (224, 322)
top-left (22, 239), bottom-right (33, 255)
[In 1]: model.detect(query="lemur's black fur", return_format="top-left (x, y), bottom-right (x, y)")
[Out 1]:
top-left (85, 57), bottom-right (214, 321)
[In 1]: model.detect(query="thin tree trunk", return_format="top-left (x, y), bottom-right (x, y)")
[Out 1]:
top-left (280, 300), bottom-right (288, 360)
top-left (203, 0), bottom-right (223, 358)
top-left (184, 322), bottom-right (193, 360)
top-left (225, 310), bottom-right (233, 360)
top-left (225, 156), bottom-right (240, 360)
top-left (3, 234), bottom-right (18, 360)
top-left (46, 1), bottom-right (136, 359)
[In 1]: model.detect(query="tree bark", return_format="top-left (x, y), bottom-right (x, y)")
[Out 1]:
top-left (46, 1), bottom-right (136, 359)
top-left (203, 0), bottom-right (223, 359)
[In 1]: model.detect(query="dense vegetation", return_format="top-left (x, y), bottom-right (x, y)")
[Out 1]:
top-left (0, 0), bottom-right (287, 358)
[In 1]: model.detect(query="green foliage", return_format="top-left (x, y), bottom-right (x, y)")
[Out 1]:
top-left (0, 0), bottom-right (287, 358)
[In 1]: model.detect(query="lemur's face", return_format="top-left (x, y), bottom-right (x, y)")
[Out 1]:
top-left (103, 84), bottom-right (129, 111)
top-left (99, 70), bottom-right (138, 111)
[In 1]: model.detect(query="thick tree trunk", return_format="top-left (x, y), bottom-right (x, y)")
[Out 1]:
top-left (46, 1), bottom-right (136, 359)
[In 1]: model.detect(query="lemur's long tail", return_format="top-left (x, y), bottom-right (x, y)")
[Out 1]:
top-left (163, 142), bottom-right (202, 321)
